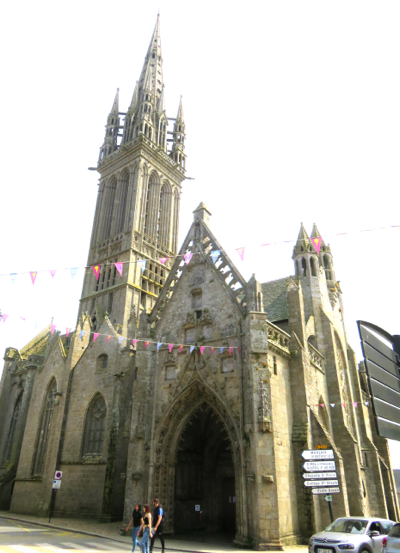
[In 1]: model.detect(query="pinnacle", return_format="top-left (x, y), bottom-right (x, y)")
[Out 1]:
top-left (176, 96), bottom-right (184, 121)
top-left (193, 202), bottom-right (211, 214)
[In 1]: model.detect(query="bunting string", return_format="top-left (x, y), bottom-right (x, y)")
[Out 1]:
top-left (312, 401), bottom-right (370, 408)
top-left (0, 222), bottom-right (399, 280)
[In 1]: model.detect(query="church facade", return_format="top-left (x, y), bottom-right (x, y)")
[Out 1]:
top-left (0, 16), bottom-right (398, 550)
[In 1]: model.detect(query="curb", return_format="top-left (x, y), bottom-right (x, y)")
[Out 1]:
top-left (0, 514), bottom-right (234, 553)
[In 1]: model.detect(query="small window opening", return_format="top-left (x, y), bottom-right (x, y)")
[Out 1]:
top-left (273, 356), bottom-right (278, 375)
top-left (310, 257), bottom-right (317, 277)
top-left (195, 310), bottom-right (202, 320)
top-left (301, 258), bottom-right (307, 276)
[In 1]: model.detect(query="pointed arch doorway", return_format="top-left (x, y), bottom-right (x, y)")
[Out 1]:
top-left (173, 402), bottom-right (236, 536)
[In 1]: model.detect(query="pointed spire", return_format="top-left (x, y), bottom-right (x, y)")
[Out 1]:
top-left (176, 96), bottom-right (184, 121)
top-left (310, 223), bottom-right (329, 253)
top-left (110, 88), bottom-right (119, 115)
top-left (129, 82), bottom-right (139, 113)
top-left (293, 223), bottom-right (311, 257)
top-left (138, 15), bottom-right (163, 106)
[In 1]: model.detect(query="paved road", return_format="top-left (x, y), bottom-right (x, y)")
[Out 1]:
top-left (0, 518), bottom-right (130, 552)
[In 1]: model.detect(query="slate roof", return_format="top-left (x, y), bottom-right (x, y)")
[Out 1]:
top-left (262, 277), bottom-right (291, 322)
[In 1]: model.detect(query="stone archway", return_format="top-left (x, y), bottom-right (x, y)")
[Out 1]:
top-left (150, 379), bottom-right (245, 540)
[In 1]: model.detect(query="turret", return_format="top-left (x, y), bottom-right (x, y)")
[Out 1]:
top-left (122, 81), bottom-right (139, 144)
top-left (310, 223), bottom-right (335, 283)
top-left (292, 223), bottom-right (319, 278)
top-left (170, 96), bottom-right (186, 169)
top-left (98, 89), bottom-right (120, 162)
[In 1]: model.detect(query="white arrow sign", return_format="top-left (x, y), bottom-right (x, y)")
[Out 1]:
top-left (301, 450), bottom-right (334, 460)
top-left (303, 461), bottom-right (336, 472)
top-left (303, 472), bottom-right (337, 480)
top-left (304, 480), bottom-right (339, 487)
top-left (312, 487), bottom-right (340, 495)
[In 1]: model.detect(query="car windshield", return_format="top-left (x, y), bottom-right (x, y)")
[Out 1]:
top-left (388, 524), bottom-right (400, 538)
top-left (325, 519), bottom-right (368, 534)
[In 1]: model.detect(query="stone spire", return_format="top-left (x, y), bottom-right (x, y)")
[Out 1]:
top-left (170, 96), bottom-right (186, 169)
top-left (292, 223), bottom-right (311, 257)
top-left (98, 89), bottom-right (120, 162)
top-left (176, 95), bottom-right (184, 121)
top-left (138, 14), bottom-right (163, 107)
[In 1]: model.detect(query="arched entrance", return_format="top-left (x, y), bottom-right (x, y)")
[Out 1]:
top-left (174, 402), bottom-right (236, 536)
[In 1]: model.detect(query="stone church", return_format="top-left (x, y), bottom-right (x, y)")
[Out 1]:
top-left (0, 16), bottom-right (398, 550)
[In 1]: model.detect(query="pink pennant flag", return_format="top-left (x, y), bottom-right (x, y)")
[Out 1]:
top-left (229, 347), bottom-right (233, 354)
top-left (93, 333), bottom-right (100, 342)
top-left (168, 344), bottom-right (174, 353)
top-left (184, 253), bottom-right (193, 265)
top-left (2, 314), bottom-right (9, 323)
top-left (132, 339), bottom-right (138, 346)
top-left (30, 271), bottom-right (37, 285)
top-left (200, 346), bottom-right (205, 355)
top-left (210, 347), bottom-right (214, 354)
top-left (160, 257), bottom-right (169, 265)
top-left (320, 404), bottom-right (325, 408)
top-left (114, 262), bottom-right (123, 277)
top-left (145, 341), bottom-right (150, 349)
top-left (179, 345), bottom-right (184, 353)
top-left (50, 324), bottom-right (57, 334)
top-left (353, 402), bottom-right (358, 407)
top-left (20, 316), bottom-right (26, 321)
top-left (236, 247), bottom-right (245, 261)
top-left (50, 270), bottom-right (57, 279)
top-left (92, 265), bottom-right (101, 280)
top-left (342, 403), bottom-right (346, 407)
top-left (66, 328), bottom-right (71, 337)
top-left (106, 335), bottom-right (111, 343)
top-left (311, 237), bottom-right (322, 255)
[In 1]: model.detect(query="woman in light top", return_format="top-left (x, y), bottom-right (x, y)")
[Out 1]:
top-left (138, 504), bottom-right (153, 553)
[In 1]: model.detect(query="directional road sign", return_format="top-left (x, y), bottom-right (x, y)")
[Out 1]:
top-left (303, 461), bottom-right (336, 472)
top-left (304, 480), bottom-right (339, 488)
top-left (324, 495), bottom-right (333, 502)
top-left (303, 472), bottom-right (337, 480)
top-left (301, 449), bottom-right (334, 460)
top-left (312, 487), bottom-right (340, 495)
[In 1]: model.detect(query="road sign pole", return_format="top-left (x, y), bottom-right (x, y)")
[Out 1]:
top-left (48, 489), bottom-right (56, 523)
top-left (328, 500), bottom-right (334, 523)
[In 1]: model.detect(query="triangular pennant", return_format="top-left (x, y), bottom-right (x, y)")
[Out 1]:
top-left (200, 346), bottom-right (205, 355)
top-left (330, 403), bottom-right (335, 408)
top-left (92, 265), bottom-right (101, 281)
top-left (157, 343), bottom-right (162, 351)
top-left (114, 262), bottom-right (123, 277)
top-left (311, 237), bottom-right (322, 255)
top-left (144, 341), bottom-right (151, 349)
top-left (210, 250), bottom-right (220, 263)
top-left (210, 347), bottom-right (214, 354)
top-left (70, 268), bottom-right (78, 278)
top-left (320, 404), bottom-right (325, 408)
top-left (20, 316), bottom-right (26, 321)
top-left (184, 253), bottom-right (193, 265)
top-left (118, 337), bottom-right (124, 345)
top-left (2, 314), bottom-right (9, 323)
top-left (168, 344), bottom-right (174, 353)
top-left (159, 257), bottom-right (168, 265)
top-left (106, 335), bottom-right (111, 343)
top-left (30, 271), bottom-right (37, 285)
top-left (179, 345), bottom-right (184, 353)
top-left (353, 402), bottom-right (358, 407)
top-left (93, 333), bottom-right (100, 342)
top-left (138, 260), bottom-right (146, 272)
top-left (79, 331), bottom-right (85, 339)
top-left (364, 401), bottom-right (369, 406)
top-left (236, 247), bottom-right (245, 261)
top-left (66, 328), bottom-right (71, 337)
top-left (10, 273), bottom-right (17, 284)
top-left (229, 347), bottom-right (233, 354)
top-left (50, 324), bottom-right (57, 334)
top-left (132, 339), bottom-right (138, 346)
top-left (220, 347), bottom-right (225, 354)
top-left (342, 403), bottom-right (346, 407)
top-left (50, 270), bottom-right (57, 279)
top-left (190, 346), bottom-right (195, 353)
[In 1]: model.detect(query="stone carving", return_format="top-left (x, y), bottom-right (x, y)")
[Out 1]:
top-left (258, 379), bottom-right (272, 433)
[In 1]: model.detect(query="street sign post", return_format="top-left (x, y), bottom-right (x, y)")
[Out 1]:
top-left (358, 321), bottom-right (400, 442)
top-left (301, 450), bottom-right (334, 460)
top-left (303, 472), bottom-right (337, 479)
top-left (304, 480), bottom-right (339, 488)
top-left (302, 461), bottom-right (336, 472)
top-left (311, 487), bottom-right (340, 495)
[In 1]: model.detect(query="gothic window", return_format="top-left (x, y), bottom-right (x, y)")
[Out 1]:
top-left (157, 186), bottom-right (164, 242)
top-left (117, 171), bottom-right (129, 233)
top-left (173, 189), bottom-right (180, 251)
top-left (96, 354), bottom-right (108, 373)
top-left (102, 177), bottom-right (117, 240)
top-left (310, 257), bottom-right (317, 277)
top-left (144, 175), bottom-right (154, 235)
top-left (301, 258), bottom-right (307, 276)
top-left (33, 379), bottom-right (57, 476)
top-left (82, 394), bottom-right (107, 457)
top-left (324, 255), bottom-right (332, 280)
top-left (3, 393), bottom-right (22, 463)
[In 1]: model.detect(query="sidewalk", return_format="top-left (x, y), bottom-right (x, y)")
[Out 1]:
top-left (0, 511), bottom-right (308, 553)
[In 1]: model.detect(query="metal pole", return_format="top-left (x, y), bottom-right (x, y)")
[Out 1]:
top-left (328, 500), bottom-right (334, 523)
top-left (48, 489), bottom-right (56, 523)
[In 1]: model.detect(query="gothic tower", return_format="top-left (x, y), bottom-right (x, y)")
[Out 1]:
top-left (79, 15), bottom-right (186, 333)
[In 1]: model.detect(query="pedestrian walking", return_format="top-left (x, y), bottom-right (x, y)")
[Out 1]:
top-left (138, 505), bottom-right (153, 553)
top-left (150, 498), bottom-right (165, 553)
top-left (126, 503), bottom-right (143, 552)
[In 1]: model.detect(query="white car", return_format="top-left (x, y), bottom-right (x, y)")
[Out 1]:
top-left (382, 523), bottom-right (400, 553)
top-left (309, 517), bottom-right (395, 553)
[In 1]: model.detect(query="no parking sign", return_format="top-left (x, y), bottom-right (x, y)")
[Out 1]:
top-left (54, 471), bottom-right (63, 480)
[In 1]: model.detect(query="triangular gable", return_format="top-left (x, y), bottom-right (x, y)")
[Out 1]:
top-left (19, 324), bottom-right (52, 359)
top-left (149, 217), bottom-right (248, 324)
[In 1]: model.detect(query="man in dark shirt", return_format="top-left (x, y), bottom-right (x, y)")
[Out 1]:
top-left (126, 503), bottom-right (143, 552)
top-left (150, 497), bottom-right (165, 553)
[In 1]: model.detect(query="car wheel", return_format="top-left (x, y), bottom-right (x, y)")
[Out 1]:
top-left (360, 549), bottom-right (370, 553)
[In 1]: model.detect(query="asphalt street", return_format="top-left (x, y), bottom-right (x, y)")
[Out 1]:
top-left (0, 518), bottom-right (130, 552)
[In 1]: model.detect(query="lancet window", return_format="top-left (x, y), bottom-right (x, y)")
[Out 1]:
top-left (82, 394), bottom-right (107, 457)
top-left (33, 379), bottom-right (57, 475)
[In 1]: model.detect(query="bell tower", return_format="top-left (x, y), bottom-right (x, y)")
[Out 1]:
top-left (79, 15), bottom-right (186, 332)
